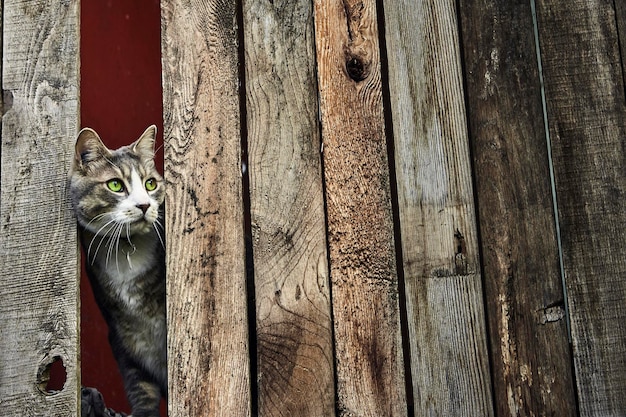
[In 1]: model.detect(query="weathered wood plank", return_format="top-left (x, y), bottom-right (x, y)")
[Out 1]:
top-left (242, 1), bottom-right (336, 416)
top-left (615, 3), bottom-right (626, 83)
top-left (535, 1), bottom-right (626, 415)
top-left (313, 1), bottom-right (407, 415)
top-left (458, 0), bottom-right (578, 415)
top-left (0, 0), bottom-right (80, 415)
top-left (160, 1), bottom-right (251, 415)
top-left (382, 1), bottom-right (493, 415)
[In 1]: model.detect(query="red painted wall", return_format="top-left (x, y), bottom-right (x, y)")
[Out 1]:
top-left (80, 0), bottom-right (163, 413)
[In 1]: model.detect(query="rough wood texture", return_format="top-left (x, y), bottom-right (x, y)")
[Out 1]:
top-left (242, 1), bottom-right (336, 415)
top-left (458, 1), bottom-right (577, 415)
top-left (0, 0), bottom-right (80, 415)
top-left (160, 1), bottom-right (251, 415)
top-left (383, 1), bottom-right (493, 415)
top-left (615, 3), bottom-right (626, 81)
top-left (313, 1), bottom-right (407, 415)
top-left (534, 2), bottom-right (626, 415)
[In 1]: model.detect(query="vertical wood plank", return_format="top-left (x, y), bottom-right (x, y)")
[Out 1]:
top-left (615, 3), bottom-right (626, 84)
top-left (160, 0), bottom-right (251, 415)
top-left (242, 1), bottom-right (336, 416)
top-left (535, 1), bottom-right (626, 415)
top-left (382, 1), bottom-right (493, 415)
top-left (458, 0), bottom-right (578, 415)
top-left (0, 0), bottom-right (80, 415)
top-left (313, 1), bottom-right (407, 415)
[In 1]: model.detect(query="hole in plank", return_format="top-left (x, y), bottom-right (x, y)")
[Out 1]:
top-left (37, 355), bottom-right (67, 395)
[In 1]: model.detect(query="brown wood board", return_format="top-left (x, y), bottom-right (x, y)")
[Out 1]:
top-left (313, 0), bottom-right (408, 415)
top-left (160, 0), bottom-right (251, 415)
top-left (242, 0), bottom-right (336, 415)
top-left (459, 0), bottom-right (578, 415)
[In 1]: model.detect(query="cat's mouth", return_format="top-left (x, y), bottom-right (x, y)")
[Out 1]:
top-left (130, 217), bottom-right (156, 234)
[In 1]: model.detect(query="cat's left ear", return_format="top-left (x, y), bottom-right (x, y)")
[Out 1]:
top-left (132, 125), bottom-right (157, 159)
top-left (74, 128), bottom-right (111, 170)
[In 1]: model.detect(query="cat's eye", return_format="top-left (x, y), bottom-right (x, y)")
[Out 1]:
top-left (145, 178), bottom-right (158, 191)
top-left (106, 179), bottom-right (125, 193)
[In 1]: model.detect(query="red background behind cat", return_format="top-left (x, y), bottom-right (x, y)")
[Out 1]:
top-left (81, 0), bottom-right (164, 413)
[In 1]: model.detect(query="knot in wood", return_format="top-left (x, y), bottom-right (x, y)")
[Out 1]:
top-left (346, 56), bottom-right (368, 82)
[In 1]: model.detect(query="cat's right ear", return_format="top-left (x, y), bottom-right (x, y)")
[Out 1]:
top-left (74, 128), bottom-right (110, 170)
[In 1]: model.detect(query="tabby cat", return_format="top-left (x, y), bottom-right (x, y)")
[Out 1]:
top-left (70, 125), bottom-right (166, 417)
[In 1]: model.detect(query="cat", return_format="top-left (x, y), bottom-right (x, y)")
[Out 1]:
top-left (69, 125), bottom-right (166, 417)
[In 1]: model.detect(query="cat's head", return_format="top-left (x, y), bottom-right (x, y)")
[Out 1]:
top-left (69, 125), bottom-right (164, 237)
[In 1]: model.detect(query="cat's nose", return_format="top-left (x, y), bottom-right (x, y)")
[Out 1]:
top-left (137, 204), bottom-right (150, 214)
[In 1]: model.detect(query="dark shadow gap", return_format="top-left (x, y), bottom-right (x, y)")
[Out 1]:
top-left (236, 0), bottom-right (259, 415)
top-left (374, 1), bottom-right (415, 415)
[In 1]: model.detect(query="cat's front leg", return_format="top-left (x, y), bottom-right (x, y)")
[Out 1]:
top-left (118, 359), bottom-right (163, 417)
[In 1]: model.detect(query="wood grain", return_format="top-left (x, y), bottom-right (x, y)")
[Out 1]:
top-left (242, 0), bottom-right (336, 415)
top-left (0, 0), bottom-right (80, 415)
top-left (615, 3), bottom-right (626, 82)
top-left (382, 1), bottom-right (493, 415)
top-left (160, 1), bottom-right (251, 415)
top-left (458, 0), bottom-right (577, 415)
top-left (534, 1), bottom-right (626, 415)
top-left (313, 0), bottom-right (407, 415)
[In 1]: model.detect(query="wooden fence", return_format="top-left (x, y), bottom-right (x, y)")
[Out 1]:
top-left (1, 0), bottom-right (625, 416)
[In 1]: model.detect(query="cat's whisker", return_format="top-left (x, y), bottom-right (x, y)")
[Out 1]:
top-left (103, 224), bottom-right (115, 268)
top-left (115, 222), bottom-right (125, 273)
top-left (125, 223), bottom-right (136, 270)
top-left (88, 219), bottom-right (118, 264)
top-left (153, 220), bottom-right (165, 249)
top-left (106, 222), bottom-right (123, 270)
top-left (85, 212), bottom-right (110, 229)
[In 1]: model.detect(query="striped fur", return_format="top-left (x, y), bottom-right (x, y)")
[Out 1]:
top-left (70, 126), bottom-right (166, 417)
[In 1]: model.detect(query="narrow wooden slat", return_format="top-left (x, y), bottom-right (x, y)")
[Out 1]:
top-left (242, 1), bottom-right (336, 416)
top-left (458, 0), bottom-right (577, 415)
top-left (382, 1), bottom-right (493, 415)
top-left (535, 1), bottom-right (626, 415)
top-left (0, 0), bottom-right (80, 415)
top-left (313, 1), bottom-right (407, 415)
top-left (160, 1), bottom-right (251, 415)
top-left (615, 3), bottom-right (626, 82)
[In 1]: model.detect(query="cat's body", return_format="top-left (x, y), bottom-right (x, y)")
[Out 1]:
top-left (70, 126), bottom-right (166, 417)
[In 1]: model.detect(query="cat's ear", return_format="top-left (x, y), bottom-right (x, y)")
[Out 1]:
top-left (74, 128), bottom-right (110, 170)
top-left (132, 125), bottom-right (157, 159)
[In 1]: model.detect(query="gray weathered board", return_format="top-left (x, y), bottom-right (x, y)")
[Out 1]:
top-left (535, 1), bottom-right (626, 415)
top-left (0, 0), bottom-right (80, 416)
top-left (383, 1), bottom-right (494, 415)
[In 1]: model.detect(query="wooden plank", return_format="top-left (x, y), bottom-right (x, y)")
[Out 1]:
top-left (313, 1), bottom-right (407, 415)
top-left (382, 1), bottom-right (493, 415)
top-left (0, 0), bottom-right (80, 415)
top-left (615, 3), bottom-right (626, 82)
top-left (241, 1), bottom-right (336, 416)
top-left (534, 1), bottom-right (626, 415)
top-left (160, 1), bottom-right (251, 415)
top-left (458, 0), bottom-right (578, 415)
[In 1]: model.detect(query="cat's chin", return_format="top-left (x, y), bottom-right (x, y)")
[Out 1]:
top-left (129, 219), bottom-right (156, 236)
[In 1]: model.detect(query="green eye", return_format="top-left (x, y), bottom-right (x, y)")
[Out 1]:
top-left (106, 179), bottom-right (125, 192)
top-left (145, 178), bottom-right (157, 191)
